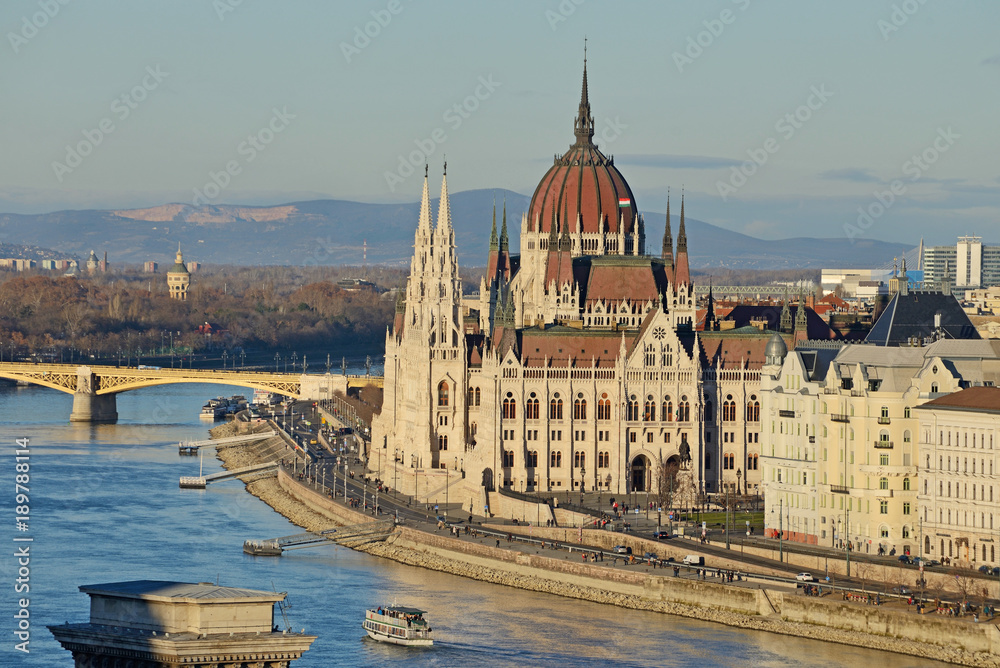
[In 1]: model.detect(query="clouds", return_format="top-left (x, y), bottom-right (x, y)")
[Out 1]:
top-left (615, 154), bottom-right (742, 169)
top-left (981, 54), bottom-right (1000, 65)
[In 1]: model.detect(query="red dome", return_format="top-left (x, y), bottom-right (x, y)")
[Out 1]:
top-left (527, 63), bottom-right (638, 236)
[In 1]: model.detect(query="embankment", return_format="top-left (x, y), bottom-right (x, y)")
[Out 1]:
top-left (211, 424), bottom-right (1000, 667)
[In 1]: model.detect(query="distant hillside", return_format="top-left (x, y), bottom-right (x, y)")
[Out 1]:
top-left (0, 191), bottom-right (912, 269)
top-left (0, 242), bottom-right (77, 262)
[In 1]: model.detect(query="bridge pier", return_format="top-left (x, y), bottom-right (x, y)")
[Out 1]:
top-left (70, 391), bottom-right (118, 423)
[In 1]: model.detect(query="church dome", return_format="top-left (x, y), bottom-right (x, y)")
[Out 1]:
top-left (527, 62), bottom-right (638, 237)
top-left (765, 332), bottom-right (788, 364)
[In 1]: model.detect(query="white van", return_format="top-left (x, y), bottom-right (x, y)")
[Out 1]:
top-left (683, 555), bottom-right (704, 566)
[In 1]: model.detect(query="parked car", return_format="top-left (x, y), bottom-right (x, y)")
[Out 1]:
top-left (897, 555), bottom-right (912, 564)
top-left (796, 572), bottom-right (815, 582)
top-left (643, 552), bottom-right (658, 561)
top-left (892, 585), bottom-right (911, 595)
top-left (653, 530), bottom-right (673, 540)
top-left (613, 545), bottom-right (632, 555)
top-left (683, 555), bottom-right (705, 566)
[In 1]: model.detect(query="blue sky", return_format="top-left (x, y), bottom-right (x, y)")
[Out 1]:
top-left (1, 0), bottom-right (998, 246)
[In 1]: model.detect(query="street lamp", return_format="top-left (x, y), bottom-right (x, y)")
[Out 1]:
top-left (274, 353), bottom-right (280, 372)
top-left (222, 351), bottom-right (228, 369)
top-left (736, 468), bottom-right (742, 496)
top-left (393, 448), bottom-right (398, 498)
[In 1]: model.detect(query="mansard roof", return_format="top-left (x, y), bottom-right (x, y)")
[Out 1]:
top-left (520, 326), bottom-right (631, 368)
top-left (915, 386), bottom-right (1000, 414)
top-left (578, 255), bottom-right (669, 305)
top-left (866, 290), bottom-right (980, 346)
top-left (699, 332), bottom-right (775, 369)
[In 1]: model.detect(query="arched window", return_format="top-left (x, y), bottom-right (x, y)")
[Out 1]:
top-left (550, 393), bottom-right (564, 420)
top-left (438, 381), bottom-right (449, 407)
top-left (662, 396), bottom-right (673, 422)
top-left (527, 450), bottom-right (538, 467)
top-left (502, 450), bottom-right (514, 467)
top-left (722, 400), bottom-right (736, 422)
top-left (598, 451), bottom-right (609, 468)
top-left (723, 453), bottom-right (734, 470)
top-left (550, 451), bottom-right (562, 468)
top-left (438, 435), bottom-right (448, 451)
top-left (598, 393), bottom-right (611, 420)
top-left (502, 393), bottom-right (516, 420)
top-left (903, 477), bottom-right (911, 491)
top-left (574, 394), bottom-right (587, 420)
top-left (746, 397), bottom-right (760, 422)
top-left (574, 451), bottom-right (586, 468)
top-left (526, 393), bottom-right (539, 420)
top-left (474, 387), bottom-right (481, 406)
top-left (678, 397), bottom-right (690, 422)
top-left (703, 397), bottom-right (714, 422)
top-left (627, 395), bottom-right (640, 421)
top-left (468, 386), bottom-right (475, 405)
top-left (643, 396), bottom-right (656, 421)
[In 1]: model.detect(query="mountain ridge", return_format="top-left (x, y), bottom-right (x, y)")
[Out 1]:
top-left (0, 191), bottom-right (914, 269)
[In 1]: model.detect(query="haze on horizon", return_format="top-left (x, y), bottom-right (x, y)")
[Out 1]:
top-left (2, 0), bottom-right (998, 247)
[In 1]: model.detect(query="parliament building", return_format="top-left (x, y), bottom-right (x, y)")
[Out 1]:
top-left (371, 63), bottom-right (813, 509)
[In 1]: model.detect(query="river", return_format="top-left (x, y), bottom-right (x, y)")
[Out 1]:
top-left (0, 379), bottom-right (945, 667)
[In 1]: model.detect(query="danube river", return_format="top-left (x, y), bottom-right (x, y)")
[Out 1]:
top-left (0, 380), bottom-right (945, 667)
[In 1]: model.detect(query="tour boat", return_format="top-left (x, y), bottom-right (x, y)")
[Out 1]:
top-left (362, 606), bottom-right (433, 646)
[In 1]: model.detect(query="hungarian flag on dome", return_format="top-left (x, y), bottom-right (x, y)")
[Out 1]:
top-left (618, 197), bottom-right (631, 208)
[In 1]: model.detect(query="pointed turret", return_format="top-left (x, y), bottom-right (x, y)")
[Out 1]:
top-left (573, 44), bottom-right (595, 148)
top-left (661, 190), bottom-right (673, 269)
top-left (436, 161), bottom-right (452, 233)
top-left (673, 191), bottom-right (690, 288)
top-left (417, 164), bottom-right (433, 234)
top-left (489, 197), bottom-right (498, 251)
top-left (499, 198), bottom-right (509, 252)
top-left (794, 289), bottom-right (807, 332)
top-left (705, 279), bottom-right (717, 331)
top-left (779, 289), bottom-right (792, 332)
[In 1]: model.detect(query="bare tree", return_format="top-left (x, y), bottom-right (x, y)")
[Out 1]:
top-left (654, 454), bottom-right (680, 512)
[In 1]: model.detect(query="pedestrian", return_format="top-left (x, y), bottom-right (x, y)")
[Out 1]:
top-left (496, 539), bottom-right (500, 548)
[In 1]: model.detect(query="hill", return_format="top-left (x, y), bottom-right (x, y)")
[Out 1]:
top-left (0, 191), bottom-right (912, 269)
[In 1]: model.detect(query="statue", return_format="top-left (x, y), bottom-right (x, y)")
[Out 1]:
top-left (678, 439), bottom-right (691, 465)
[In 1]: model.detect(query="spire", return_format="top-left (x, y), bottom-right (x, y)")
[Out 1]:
top-left (489, 196), bottom-right (498, 251)
top-left (573, 40), bottom-right (595, 148)
top-left (795, 288), bottom-right (807, 331)
top-left (661, 189), bottom-right (673, 267)
top-left (417, 164), bottom-right (433, 233)
top-left (677, 190), bottom-right (687, 254)
top-left (499, 197), bottom-right (509, 252)
top-left (175, 243), bottom-right (183, 264)
top-left (436, 161), bottom-right (452, 232)
top-left (705, 277), bottom-right (717, 330)
top-left (780, 289), bottom-right (792, 332)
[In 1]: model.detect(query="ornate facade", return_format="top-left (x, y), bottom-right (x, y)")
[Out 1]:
top-left (372, 64), bottom-right (804, 507)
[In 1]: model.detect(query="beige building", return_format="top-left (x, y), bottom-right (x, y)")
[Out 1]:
top-left (762, 339), bottom-right (1000, 555)
top-left (49, 580), bottom-right (316, 667)
top-left (371, 66), bottom-right (826, 512)
top-left (167, 245), bottom-right (190, 300)
top-left (916, 386), bottom-right (1000, 567)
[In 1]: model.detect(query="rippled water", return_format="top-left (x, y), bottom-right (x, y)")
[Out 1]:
top-left (0, 381), bottom-right (945, 667)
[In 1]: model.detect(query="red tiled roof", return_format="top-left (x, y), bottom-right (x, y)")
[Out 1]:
top-left (520, 330), bottom-right (630, 368)
top-left (699, 336), bottom-right (770, 369)
top-left (528, 144), bottom-right (637, 236)
top-left (584, 263), bottom-right (661, 304)
top-left (917, 387), bottom-right (1000, 413)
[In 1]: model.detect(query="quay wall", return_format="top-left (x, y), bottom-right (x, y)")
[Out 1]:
top-left (217, 433), bottom-right (1000, 666)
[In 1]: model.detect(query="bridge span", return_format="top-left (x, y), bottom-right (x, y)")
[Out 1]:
top-left (0, 362), bottom-right (382, 423)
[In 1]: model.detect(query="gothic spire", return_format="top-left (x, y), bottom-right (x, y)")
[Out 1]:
top-left (677, 189), bottom-right (687, 254)
top-left (573, 42), bottom-right (595, 148)
top-left (436, 161), bottom-right (452, 232)
top-left (489, 195), bottom-right (498, 251)
top-left (661, 189), bottom-right (673, 267)
top-left (417, 164), bottom-right (433, 234)
top-left (499, 197), bottom-right (509, 252)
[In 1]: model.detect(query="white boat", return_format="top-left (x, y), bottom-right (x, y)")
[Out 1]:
top-left (362, 606), bottom-right (433, 646)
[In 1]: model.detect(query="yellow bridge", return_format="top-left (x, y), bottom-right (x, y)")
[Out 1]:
top-left (0, 362), bottom-right (382, 423)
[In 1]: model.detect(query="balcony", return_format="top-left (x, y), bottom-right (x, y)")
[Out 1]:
top-left (877, 416), bottom-right (891, 425)
top-left (831, 413), bottom-right (850, 423)
top-left (874, 440), bottom-right (894, 449)
top-left (778, 409), bottom-right (796, 418)
top-left (830, 484), bottom-right (849, 494)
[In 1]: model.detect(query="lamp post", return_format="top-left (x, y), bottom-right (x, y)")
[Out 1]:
top-left (274, 353), bottom-right (280, 372)
top-left (393, 448), bottom-right (398, 499)
top-left (736, 468), bottom-right (742, 497)
top-left (726, 485), bottom-right (731, 550)
top-left (845, 506), bottom-right (851, 576)
top-left (779, 498), bottom-right (783, 563)
top-left (222, 351), bottom-right (228, 369)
